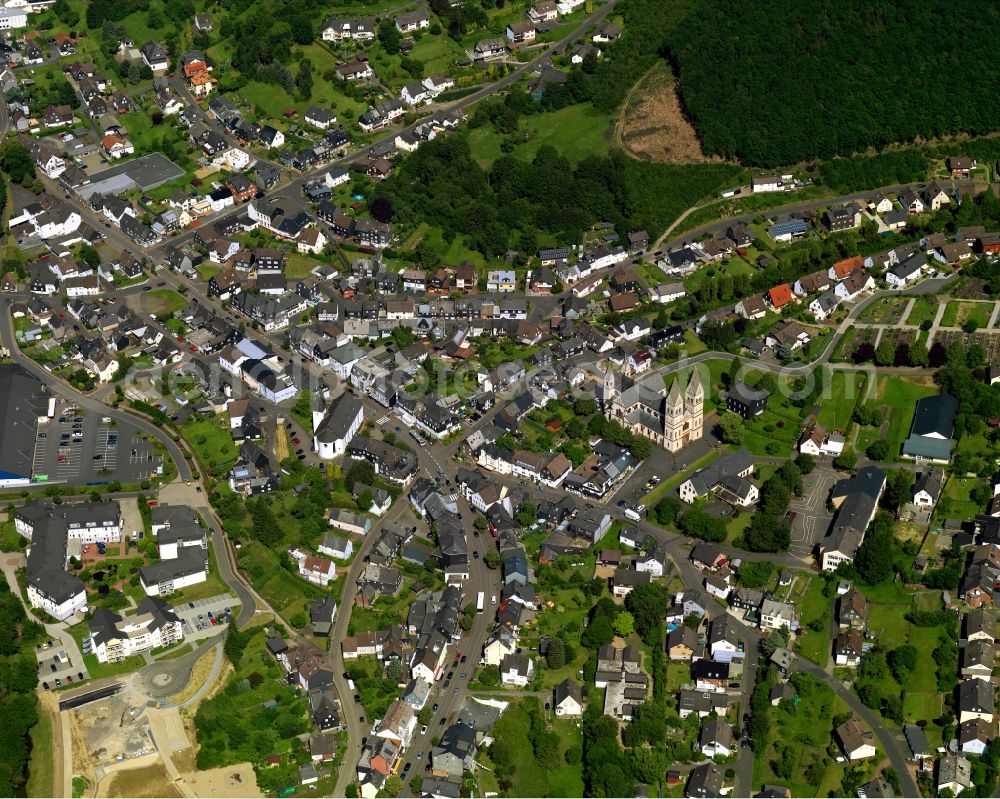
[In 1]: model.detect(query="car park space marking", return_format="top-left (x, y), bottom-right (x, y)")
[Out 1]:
top-left (92, 425), bottom-right (119, 470)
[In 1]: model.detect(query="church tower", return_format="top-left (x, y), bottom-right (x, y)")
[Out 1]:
top-left (685, 369), bottom-right (704, 442)
top-left (602, 363), bottom-right (618, 412)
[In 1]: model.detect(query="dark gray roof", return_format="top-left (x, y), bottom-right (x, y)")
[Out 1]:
top-left (909, 394), bottom-right (957, 439)
top-left (0, 364), bottom-right (47, 484)
top-left (140, 549), bottom-right (207, 585)
top-left (315, 392), bottom-right (363, 444)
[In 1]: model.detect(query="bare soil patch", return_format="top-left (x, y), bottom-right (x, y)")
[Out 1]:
top-left (619, 63), bottom-right (721, 164)
top-left (102, 762), bottom-right (182, 798)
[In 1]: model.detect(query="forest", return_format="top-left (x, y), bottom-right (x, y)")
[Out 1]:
top-left (665, 0), bottom-right (1000, 166)
top-left (374, 135), bottom-right (741, 257)
top-left (0, 575), bottom-right (45, 796)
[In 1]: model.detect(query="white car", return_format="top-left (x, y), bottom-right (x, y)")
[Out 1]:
top-left (420, 725), bottom-right (428, 735)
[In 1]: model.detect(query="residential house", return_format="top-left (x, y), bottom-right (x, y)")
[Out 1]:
top-left (836, 718), bottom-right (877, 761)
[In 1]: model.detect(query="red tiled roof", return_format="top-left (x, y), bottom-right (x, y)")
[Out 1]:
top-left (768, 283), bottom-right (793, 307)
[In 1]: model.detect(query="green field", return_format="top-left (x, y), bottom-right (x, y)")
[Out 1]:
top-left (793, 575), bottom-right (834, 665)
top-left (467, 103), bottom-right (615, 166)
top-left (144, 289), bottom-right (188, 318)
top-left (26, 706), bottom-right (54, 799)
top-left (939, 300), bottom-right (993, 329)
top-left (855, 376), bottom-right (936, 461)
top-left (181, 416), bottom-right (238, 475)
top-left (816, 370), bottom-right (869, 432)
top-left (937, 476), bottom-right (984, 520)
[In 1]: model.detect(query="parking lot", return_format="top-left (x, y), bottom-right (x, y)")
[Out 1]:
top-left (35, 640), bottom-right (89, 691)
top-left (172, 594), bottom-right (239, 641)
top-left (31, 400), bottom-right (164, 486)
top-left (788, 466), bottom-right (837, 557)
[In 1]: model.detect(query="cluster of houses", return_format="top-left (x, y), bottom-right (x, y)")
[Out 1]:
top-left (13, 499), bottom-right (208, 623)
top-left (261, 634), bottom-right (353, 787)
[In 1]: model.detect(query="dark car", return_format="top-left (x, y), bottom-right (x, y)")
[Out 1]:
top-left (50, 663), bottom-right (56, 672)
top-left (42, 682), bottom-right (49, 690)
top-left (143, 286), bottom-right (151, 291)
top-left (77, 672), bottom-right (84, 680)
top-left (343, 672), bottom-right (350, 680)
top-left (460, 655), bottom-right (467, 664)
top-left (473, 551), bottom-right (479, 560)
top-left (432, 703), bottom-right (439, 712)
top-left (354, 694), bottom-right (361, 703)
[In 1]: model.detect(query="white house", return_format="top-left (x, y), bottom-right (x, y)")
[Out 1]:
top-left (500, 654), bottom-right (534, 687)
top-left (299, 555), bottom-right (337, 587)
top-left (318, 533), bottom-right (353, 560)
top-left (313, 392), bottom-right (364, 460)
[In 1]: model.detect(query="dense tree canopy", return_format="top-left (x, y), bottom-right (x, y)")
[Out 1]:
top-left (667, 0), bottom-right (1000, 165)
top-left (378, 135), bottom-right (740, 257)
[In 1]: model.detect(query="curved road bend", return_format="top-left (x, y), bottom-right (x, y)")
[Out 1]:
top-left (651, 179), bottom-right (977, 255)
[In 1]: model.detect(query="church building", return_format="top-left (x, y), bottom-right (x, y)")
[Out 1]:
top-left (603, 366), bottom-right (704, 452)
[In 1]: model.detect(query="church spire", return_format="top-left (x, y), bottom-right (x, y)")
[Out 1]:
top-left (602, 362), bottom-right (618, 411)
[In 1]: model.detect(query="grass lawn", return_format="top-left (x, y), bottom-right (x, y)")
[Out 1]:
top-left (405, 34), bottom-right (466, 76)
top-left (816, 371), bottom-right (869, 432)
top-left (940, 300), bottom-right (993, 329)
top-left (285, 253), bottom-right (320, 279)
top-left (81, 652), bottom-right (147, 680)
top-left (937, 476), bottom-right (984, 520)
top-left (26, 707), bottom-right (54, 799)
top-left (793, 576), bottom-right (834, 665)
top-left (196, 264), bottom-right (221, 282)
top-left (903, 623), bottom-right (943, 725)
top-left (743, 393), bottom-right (803, 458)
top-left (466, 103), bottom-right (614, 166)
top-left (904, 296), bottom-right (940, 327)
top-left (181, 416), bottom-right (238, 476)
top-left (145, 289), bottom-right (188, 318)
top-left (683, 329), bottom-right (707, 356)
top-left (642, 450), bottom-right (720, 508)
top-left (171, 545), bottom-right (235, 605)
top-left (868, 375), bottom-right (937, 460)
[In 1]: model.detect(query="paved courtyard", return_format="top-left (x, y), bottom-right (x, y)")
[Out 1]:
top-left (788, 466), bottom-right (838, 558)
